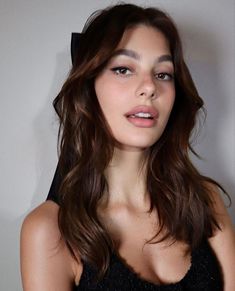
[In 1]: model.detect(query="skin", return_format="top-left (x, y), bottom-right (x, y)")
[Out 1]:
top-left (95, 25), bottom-right (175, 152)
top-left (20, 25), bottom-right (235, 290)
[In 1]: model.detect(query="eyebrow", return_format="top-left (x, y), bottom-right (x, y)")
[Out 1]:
top-left (111, 49), bottom-right (173, 64)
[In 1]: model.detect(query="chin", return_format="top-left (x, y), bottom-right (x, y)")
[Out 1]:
top-left (115, 137), bottom-right (159, 151)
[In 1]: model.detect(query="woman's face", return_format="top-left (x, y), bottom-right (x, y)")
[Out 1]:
top-left (95, 25), bottom-right (175, 151)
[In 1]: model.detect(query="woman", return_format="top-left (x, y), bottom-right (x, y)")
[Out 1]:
top-left (20, 3), bottom-right (235, 290)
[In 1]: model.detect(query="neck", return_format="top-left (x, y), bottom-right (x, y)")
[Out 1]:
top-left (103, 147), bottom-right (149, 208)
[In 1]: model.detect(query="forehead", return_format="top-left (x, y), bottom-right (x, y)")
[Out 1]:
top-left (116, 24), bottom-right (170, 53)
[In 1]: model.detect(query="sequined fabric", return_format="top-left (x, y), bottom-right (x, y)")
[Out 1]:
top-left (76, 241), bottom-right (223, 291)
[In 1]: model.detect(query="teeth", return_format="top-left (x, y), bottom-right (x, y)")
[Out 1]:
top-left (131, 112), bottom-right (152, 118)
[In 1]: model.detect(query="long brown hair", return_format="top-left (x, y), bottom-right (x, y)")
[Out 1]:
top-left (53, 3), bottom-right (229, 278)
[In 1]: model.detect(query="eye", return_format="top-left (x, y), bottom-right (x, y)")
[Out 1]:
top-left (155, 72), bottom-right (174, 81)
top-left (111, 66), bottom-right (132, 76)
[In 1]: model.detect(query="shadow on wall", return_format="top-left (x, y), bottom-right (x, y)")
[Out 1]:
top-left (31, 49), bottom-right (71, 208)
top-left (12, 46), bottom-right (70, 291)
top-left (0, 213), bottom-right (23, 291)
top-left (180, 23), bottom-right (235, 222)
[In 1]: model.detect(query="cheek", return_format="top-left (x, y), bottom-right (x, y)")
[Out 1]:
top-left (95, 76), bottom-right (126, 115)
top-left (95, 76), bottom-right (111, 113)
top-left (160, 86), bottom-right (175, 114)
top-left (168, 92), bottom-right (175, 114)
top-left (156, 87), bottom-right (175, 131)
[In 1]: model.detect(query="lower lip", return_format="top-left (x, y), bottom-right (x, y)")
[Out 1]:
top-left (126, 117), bottom-right (156, 128)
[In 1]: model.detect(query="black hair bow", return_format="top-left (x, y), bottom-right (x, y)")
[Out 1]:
top-left (46, 32), bottom-right (81, 202)
top-left (71, 32), bottom-right (82, 65)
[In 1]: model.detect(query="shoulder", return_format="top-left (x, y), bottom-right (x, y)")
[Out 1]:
top-left (204, 181), bottom-right (232, 229)
top-left (20, 201), bottom-right (82, 290)
top-left (203, 181), bottom-right (234, 235)
top-left (21, 201), bottom-right (63, 255)
top-left (21, 200), bottom-right (59, 234)
top-left (205, 182), bottom-right (235, 290)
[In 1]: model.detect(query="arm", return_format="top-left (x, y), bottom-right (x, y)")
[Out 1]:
top-left (20, 201), bottom-right (82, 291)
top-left (207, 184), bottom-right (235, 291)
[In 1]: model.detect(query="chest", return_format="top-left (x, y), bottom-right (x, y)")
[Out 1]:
top-left (101, 207), bottom-right (191, 285)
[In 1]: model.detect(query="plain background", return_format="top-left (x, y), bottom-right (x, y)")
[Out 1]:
top-left (0, 0), bottom-right (234, 289)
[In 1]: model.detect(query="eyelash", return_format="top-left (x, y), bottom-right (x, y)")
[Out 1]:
top-left (156, 72), bottom-right (174, 81)
top-left (111, 66), bottom-right (132, 75)
top-left (110, 66), bottom-right (174, 81)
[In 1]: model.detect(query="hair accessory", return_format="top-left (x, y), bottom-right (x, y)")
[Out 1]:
top-left (71, 32), bottom-right (82, 65)
top-left (46, 32), bottom-right (82, 201)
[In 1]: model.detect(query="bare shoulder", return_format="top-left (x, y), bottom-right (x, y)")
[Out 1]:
top-left (205, 182), bottom-right (235, 290)
top-left (21, 200), bottom-right (60, 235)
top-left (20, 201), bottom-right (82, 291)
top-left (205, 181), bottom-right (233, 228)
top-left (21, 201), bottom-right (64, 253)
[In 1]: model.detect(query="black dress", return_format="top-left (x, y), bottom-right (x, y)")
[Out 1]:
top-left (46, 167), bottom-right (223, 291)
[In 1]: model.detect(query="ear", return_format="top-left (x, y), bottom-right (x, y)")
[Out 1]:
top-left (71, 32), bottom-right (82, 65)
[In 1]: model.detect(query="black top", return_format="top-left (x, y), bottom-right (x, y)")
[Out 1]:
top-left (46, 169), bottom-right (223, 290)
top-left (46, 33), bottom-right (223, 289)
top-left (76, 241), bottom-right (222, 291)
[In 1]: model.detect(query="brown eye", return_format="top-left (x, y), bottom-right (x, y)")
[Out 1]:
top-left (156, 72), bottom-right (174, 81)
top-left (111, 67), bottom-right (132, 75)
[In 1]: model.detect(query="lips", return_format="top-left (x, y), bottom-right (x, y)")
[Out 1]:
top-left (124, 105), bottom-right (158, 119)
top-left (124, 105), bottom-right (158, 128)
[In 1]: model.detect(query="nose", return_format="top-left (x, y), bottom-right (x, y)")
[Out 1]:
top-left (136, 74), bottom-right (157, 100)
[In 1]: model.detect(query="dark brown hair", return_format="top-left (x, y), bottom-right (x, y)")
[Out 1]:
top-left (53, 3), bottom-right (228, 279)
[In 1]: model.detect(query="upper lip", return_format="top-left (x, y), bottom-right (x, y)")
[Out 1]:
top-left (124, 105), bottom-right (158, 119)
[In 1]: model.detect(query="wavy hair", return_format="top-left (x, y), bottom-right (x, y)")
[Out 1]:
top-left (53, 3), bottom-right (228, 279)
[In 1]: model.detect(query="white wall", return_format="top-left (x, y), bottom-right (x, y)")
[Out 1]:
top-left (0, 0), bottom-right (234, 289)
